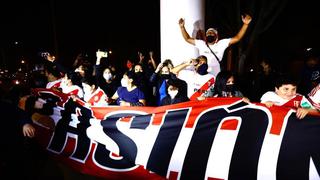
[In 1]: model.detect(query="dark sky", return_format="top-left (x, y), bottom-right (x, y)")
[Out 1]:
top-left (1, 0), bottom-right (320, 72)
top-left (0, 1), bottom-right (160, 70)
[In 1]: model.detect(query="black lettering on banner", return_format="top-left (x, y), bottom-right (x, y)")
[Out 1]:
top-left (277, 114), bottom-right (320, 179)
top-left (130, 114), bottom-right (152, 129)
top-left (147, 108), bottom-right (190, 176)
top-left (94, 112), bottom-right (151, 169)
top-left (180, 103), bottom-right (269, 179)
top-left (48, 100), bottom-right (92, 162)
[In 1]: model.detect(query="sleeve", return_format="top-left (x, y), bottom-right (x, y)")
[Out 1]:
top-left (260, 91), bottom-right (276, 103)
top-left (149, 72), bottom-right (158, 84)
top-left (308, 85), bottom-right (320, 110)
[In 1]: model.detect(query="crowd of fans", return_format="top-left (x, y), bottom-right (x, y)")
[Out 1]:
top-left (0, 47), bottom-right (320, 179)
top-left (0, 12), bottom-right (319, 177)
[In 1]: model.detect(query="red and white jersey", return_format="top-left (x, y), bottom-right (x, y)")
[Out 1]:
top-left (308, 84), bottom-right (320, 110)
top-left (261, 91), bottom-right (312, 109)
top-left (62, 85), bottom-right (84, 98)
top-left (177, 70), bottom-right (215, 100)
top-left (46, 78), bottom-right (62, 89)
top-left (84, 87), bottom-right (109, 107)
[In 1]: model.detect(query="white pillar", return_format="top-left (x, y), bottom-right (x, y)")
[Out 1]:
top-left (160, 0), bottom-right (205, 66)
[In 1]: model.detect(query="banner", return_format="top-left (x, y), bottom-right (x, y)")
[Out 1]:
top-left (27, 88), bottom-right (320, 180)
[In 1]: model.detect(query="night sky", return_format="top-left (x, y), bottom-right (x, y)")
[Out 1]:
top-left (1, 0), bottom-right (320, 72)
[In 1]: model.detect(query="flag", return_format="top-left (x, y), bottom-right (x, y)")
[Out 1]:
top-left (27, 88), bottom-right (320, 179)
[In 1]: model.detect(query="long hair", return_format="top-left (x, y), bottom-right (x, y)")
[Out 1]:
top-left (213, 70), bottom-right (234, 97)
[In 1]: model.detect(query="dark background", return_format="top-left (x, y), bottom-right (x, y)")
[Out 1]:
top-left (1, 0), bottom-right (320, 73)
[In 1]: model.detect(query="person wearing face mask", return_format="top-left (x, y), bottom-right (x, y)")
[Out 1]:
top-left (178, 14), bottom-right (252, 76)
top-left (149, 62), bottom-right (180, 106)
top-left (171, 55), bottom-right (215, 101)
top-left (94, 50), bottom-right (120, 99)
top-left (160, 79), bottom-right (189, 106)
top-left (111, 71), bottom-right (146, 106)
top-left (134, 63), bottom-right (153, 106)
top-left (206, 70), bottom-right (245, 98)
top-left (197, 70), bottom-right (250, 103)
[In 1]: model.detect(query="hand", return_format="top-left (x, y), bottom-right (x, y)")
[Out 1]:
top-left (242, 97), bottom-right (251, 104)
top-left (22, 123), bottom-right (35, 138)
top-left (119, 100), bottom-right (130, 106)
top-left (149, 51), bottom-right (154, 57)
top-left (296, 108), bottom-right (309, 119)
top-left (34, 100), bottom-right (44, 109)
top-left (138, 51), bottom-right (145, 62)
top-left (70, 94), bottom-right (78, 102)
top-left (96, 50), bottom-right (107, 60)
top-left (197, 96), bottom-right (206, 101)
top-left (178, 18), bottom-right (185, 27)
top-left (263, 101), bottom-right (274, 108)
top-left (44, 53), bottom-right (55, 62)
top-left (155, 62), bottom-right (163, 73)
top-left (188, 59), bottom-right (197, 66)
top-left (242, 14), bottom-right (252, 25)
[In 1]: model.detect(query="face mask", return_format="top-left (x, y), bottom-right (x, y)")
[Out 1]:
top-left (206, 35), bottom-right (216, 43)
top-left (168, 90), bottom-right (178, 99)
top-left (121, 78), bottom-right (128, 87)
top-left (225, 84), bottom-right (235, 92)
top-left (161, 74), bottom-right (170, 79)
top-left (135, 72), bottom-right (143, 77)
top-left (197, 64), bottom-right (208, 75)
top-left (103, 73), bottom-right (112, 81)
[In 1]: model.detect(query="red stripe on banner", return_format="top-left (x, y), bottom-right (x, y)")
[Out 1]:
top-left (185, 98), bottom-right (242, 128)
top-left (168, 171), bottom-right (179, 180)
top-left (220, 119), bottom-right (238, 130)
top-left (269, 106), bottom-right (291, 135)
top-left (208, 177), bottom-right (224, 180)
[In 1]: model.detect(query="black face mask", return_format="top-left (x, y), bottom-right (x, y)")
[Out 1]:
top-left (135, 72), bottom-right (144, 77)
top-left (161, 74), bottom-right (170, 79)
top-left (206, 35), bottom-right (216, 43)
top-left (225, 84), bottom-right (235, 92)
top-left (197, 64), bottom-right (208, 75)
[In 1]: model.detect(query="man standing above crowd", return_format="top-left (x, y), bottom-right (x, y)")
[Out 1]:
top-left (178, 14), bottom-right (252, 76)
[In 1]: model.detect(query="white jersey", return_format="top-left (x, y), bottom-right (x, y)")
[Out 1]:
top-left (61, 85), bottom-right (84, 98)
top-left (260, 91), bottom-right (312, 108)
top-left (177, 70), bottom-right (215, 99)
top-left (46, 79), bottom-right (62, 89)
top-left (195, 38), bottom-right (231, 76)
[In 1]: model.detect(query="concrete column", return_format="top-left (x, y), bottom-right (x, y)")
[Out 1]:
top-left (160, 0), bottom-right (205, 66)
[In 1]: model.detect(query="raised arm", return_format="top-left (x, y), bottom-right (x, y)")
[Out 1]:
top-left (229, 14), bottom-right (252, 46)
top-left (148, 51), bottom-right (157, 70)
top-left (178, 18), bottom-right (196, 45)
top-left (170, 59), bottom-right (194, 75)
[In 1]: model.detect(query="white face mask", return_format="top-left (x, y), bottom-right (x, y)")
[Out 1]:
top-left (103, 73), bottom-right (112, 81)
top-left (168, 90), bottom-right (178, 99)
top-left (121, 78), bottom-right (128, 87)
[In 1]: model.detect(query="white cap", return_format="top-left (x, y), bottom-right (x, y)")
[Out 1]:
top-left (206, 28), bottom-right (218, 35)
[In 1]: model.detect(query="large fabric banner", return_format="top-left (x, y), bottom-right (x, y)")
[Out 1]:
top-left (28, 88), bottom-right (320, 180)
